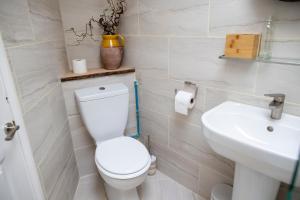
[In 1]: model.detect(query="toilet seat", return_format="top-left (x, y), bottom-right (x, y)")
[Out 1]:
top-left (95, 136), bottom-right (151, 179)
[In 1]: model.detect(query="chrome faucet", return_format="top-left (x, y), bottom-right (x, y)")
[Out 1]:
top-left (264, 93), bottom-right (285, 120)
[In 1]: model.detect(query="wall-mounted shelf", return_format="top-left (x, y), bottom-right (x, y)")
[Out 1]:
top-left (61, 66), bottom-right (135, 82)
top-left (219, 55), bottom-right (300, 66)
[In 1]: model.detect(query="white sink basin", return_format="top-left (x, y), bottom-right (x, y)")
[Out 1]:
top-left (201, 101), bottom-right (300, 200)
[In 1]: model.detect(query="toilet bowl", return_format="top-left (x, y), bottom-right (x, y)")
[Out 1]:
top-left (75, 83), bottom-right (150, 200)
top-left (96, 137), bottom-right (151, 200)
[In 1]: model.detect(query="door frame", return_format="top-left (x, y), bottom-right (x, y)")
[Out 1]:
top-left (0, 33), bottom-right (45, 200)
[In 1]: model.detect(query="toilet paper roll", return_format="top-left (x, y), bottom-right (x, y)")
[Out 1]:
top-left (72, 59), bottom-right (87, 74)
top-left (175, 90), bottom-right (195, 115)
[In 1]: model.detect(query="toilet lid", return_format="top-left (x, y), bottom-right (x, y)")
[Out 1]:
top-left (96, 137), bottom-right (150, 175)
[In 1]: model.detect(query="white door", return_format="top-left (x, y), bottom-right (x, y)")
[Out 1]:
top-left (0, 34), bottom-right (44, 200)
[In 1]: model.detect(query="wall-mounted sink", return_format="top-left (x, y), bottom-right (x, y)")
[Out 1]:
top-left (201, 101), bottom-right (300, 200)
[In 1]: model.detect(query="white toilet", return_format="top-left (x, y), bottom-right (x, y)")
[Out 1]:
top-left (75, 83), bottom-right (151, 200)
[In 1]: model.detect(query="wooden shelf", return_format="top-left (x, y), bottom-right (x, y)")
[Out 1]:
top-left (61, 67), bottom-right (135, 82)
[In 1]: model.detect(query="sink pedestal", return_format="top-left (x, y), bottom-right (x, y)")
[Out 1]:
top-left (232, 163), bottom-right (280, 200)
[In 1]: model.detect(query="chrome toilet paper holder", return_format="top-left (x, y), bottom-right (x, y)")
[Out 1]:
top-left (174, 81), bottom-right (198, 100)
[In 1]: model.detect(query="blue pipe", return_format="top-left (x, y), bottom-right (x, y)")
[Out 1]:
top-left (131, 80), bottom-right (141, 139)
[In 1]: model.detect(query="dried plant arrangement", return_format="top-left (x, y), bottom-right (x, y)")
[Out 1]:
top-left (67, 0), bottom-right (126, 45)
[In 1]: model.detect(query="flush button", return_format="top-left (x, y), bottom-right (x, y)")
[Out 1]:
top-left (99, 87), bottom-right (105, 90)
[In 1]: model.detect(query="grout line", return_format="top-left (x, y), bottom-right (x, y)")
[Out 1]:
top-left (122, 34), bottom-right (300, 42)
top-left (23, 82), bottom-right (60, 115)
top-left (78, 173), bottom-right (98, 180)
top-left (25, 0), bottom-right (37, 43)
top-left (123, 33), bottom-right (225, 39)
top-left (207, 0), bottom-right (211, 37)
top-left (167, 37), bottom-right (170, 80)
top-left (252, 62), bottom-right (260, 94)
top-left (202, 87), bottom-right (208, 111)
top-left (74, 143), bottom-right (95, 151)
top-left (72, 178), bottom-right (80, 200)
top-left (47, 152), bottom-right (74, 198)
top-left (6, 39), bottom-right (66, 49)
top-left (137, 0), bottom-right (141, 35)
top-left (167, 117), bottom-right (170, 148)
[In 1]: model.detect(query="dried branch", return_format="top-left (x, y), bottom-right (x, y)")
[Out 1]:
top-left (67, 0), bottom-right (126, 45)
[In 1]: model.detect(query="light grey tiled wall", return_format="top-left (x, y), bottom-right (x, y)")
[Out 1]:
top-left (61, 73), bottom-right (137, 177)
top-left (58, 0), bottom-right (300, 199)
top-left (0, 0), bottom-right (79, 199)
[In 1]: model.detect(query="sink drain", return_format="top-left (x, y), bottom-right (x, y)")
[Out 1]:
top-left (266, 126), bottom-right (274, 132)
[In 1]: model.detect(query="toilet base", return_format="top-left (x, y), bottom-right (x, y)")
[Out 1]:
top-left (105, 183), bottom-right (140, 200)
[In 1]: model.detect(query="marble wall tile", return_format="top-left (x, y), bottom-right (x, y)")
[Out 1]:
top-left (255, 63), bottom-right (300, 105)
top-left (210, 0), bottom-right (272, 37)
top-left (49, 153), bottom-right (79, 200)
top-left (204, 88), bottom-right (269, 111)
top-left (59, 0), bottom-right (106, 30)
top-left (48, 85), bottom-right (69, 133)
top-left (28, 0), bottom-right (65, 41)
top-left (136, 68), bottom-right (172, 101)
top-left (205, 87), bottom-right (300, 117)
top-left (169, 118), bottom-right (211, 155)
top-left (210, 0), bottom-right (300, 39)
top-left (38, 126), bottom-right (74, 198)
top-left (7, 41), bottom-right (68, 112)
top-left (157, 157), bottom-right (199, 193)
top-left (126, 105), bottom-right (138, 135)
top-left (169, 137), bottom-right (234, 179)
top-left (59, 0), bottom-right (139, 35)
top-left (283, 103), bottom-right (300, 117)
top-left (75, 145), bottom-right (98, 177)
top-left (34, 121), bottom-right (69, 165)
top-left (141, 108), bottom-right (169, 146)
top-left (269, 1), bottom-right (300, 40)
top-left (24, 95), bottom-right (53, 154)
top-left (62, 87), bottom-right (79, 116)
top-left (59, 0), bottom-right (103, 69)
top-left (117, 0), bottom-right (139, 34)
top-left (169, 38), bottom-right (258, 92)
top-left (150, 142), bottom-right (199, 178)
top-left (0, 0), bottom-right (34, 46)
top-left (137, 69), bottom-right (174, 117)
top-left (139, 0), bottom-right (209, 36)
top-left (7, 41), bottom-right (67, 77)
top-left (69, 115), bottom-right (94, 149)
top-left (123, 36), bottom-right (169, 69)
top-left (270, 40), bottom-right (300, 60)
top-left (73, 174), bottom-right (107, 200)
top-left (197, 164), bottom-right (233, 199)
top-left (17, 69), bottom-right (58, 111)
top-left (65, 38), bottom-right (101, 69)
top-left (140, 89), bottom-right (173, 116)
